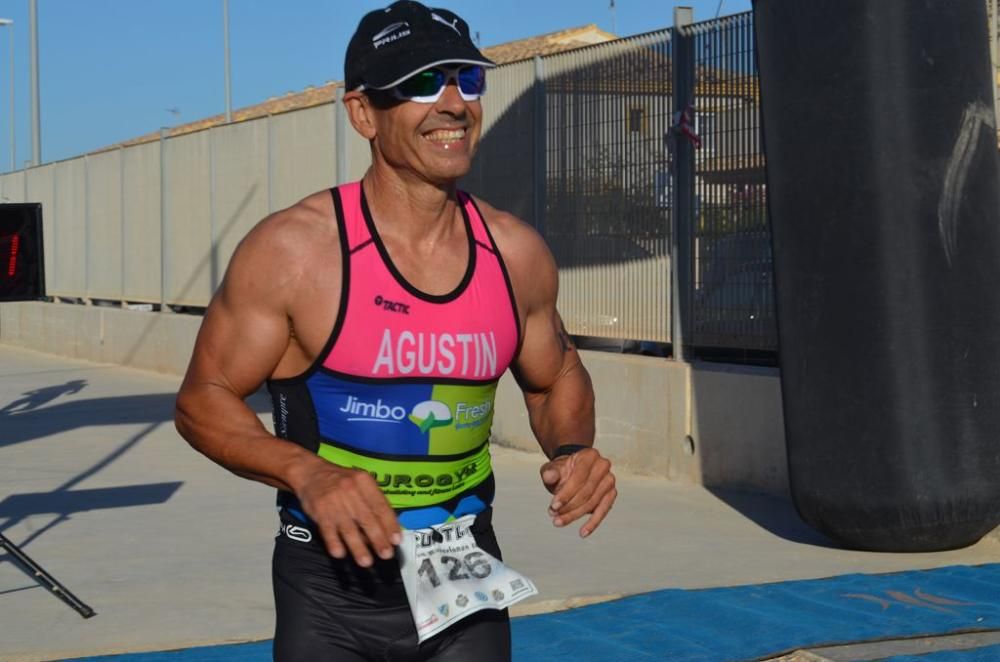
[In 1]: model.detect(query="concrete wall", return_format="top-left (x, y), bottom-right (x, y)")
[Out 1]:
top-left (493, 351), bottom-right (788, 494)
top-left (690, 364), bottom-right (787, 493)
top-left (0, 301), bottom-right (788, 495)
top-left (0, 301), bottom-right (201, 376)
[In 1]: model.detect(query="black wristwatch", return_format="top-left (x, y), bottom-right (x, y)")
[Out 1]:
top-left (552, 444), bottom-right (591, 459)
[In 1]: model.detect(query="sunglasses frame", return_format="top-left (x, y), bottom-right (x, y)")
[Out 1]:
top-left (387, 65), bottom-right (488, 104)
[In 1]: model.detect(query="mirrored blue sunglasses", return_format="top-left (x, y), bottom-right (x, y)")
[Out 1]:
top-left (389, 65), bottom-right (487, 103)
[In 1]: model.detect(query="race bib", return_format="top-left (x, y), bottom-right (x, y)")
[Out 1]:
top-left (398, 514), bottom-right (538, 643)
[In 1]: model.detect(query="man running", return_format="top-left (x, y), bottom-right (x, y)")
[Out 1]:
top-left (175, 2), bottom-right (617, 660)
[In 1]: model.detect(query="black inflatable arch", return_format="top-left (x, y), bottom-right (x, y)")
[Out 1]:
top-left (754, 0), bottom-right (1000, 551)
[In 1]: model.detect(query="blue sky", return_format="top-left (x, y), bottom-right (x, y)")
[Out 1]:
top-left (0, 0), bottom-right (752, 168)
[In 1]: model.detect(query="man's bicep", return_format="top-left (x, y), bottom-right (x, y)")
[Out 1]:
top-left (193, 293), bottom-right (288, 396)
top-left (512, 301), bottom-right (578, 394)
top-left (506, 224), bottom-right (574, 393)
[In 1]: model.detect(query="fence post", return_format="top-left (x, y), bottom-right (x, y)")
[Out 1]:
top-left (533, 56), bottom-right (547, 236)
top-left (51, 163), bottom-right (57, 299)
top-left (119, 145), bottom-right (126, 307)
top-left (267, 113), bottom-right (275, 214)
top-left (84, 155), bottom-right (90, 304)
top-left (209, 128), bottom-right (218, 292)
top-left (159, 127), bottom-right (170, 313)
top-left (671, 7), bottom-right (695, 360)
top-left (336, 86), bottom-right (348, 184)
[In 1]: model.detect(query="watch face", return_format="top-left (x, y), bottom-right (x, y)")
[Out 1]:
top-left (0, 203), bottom-right (46, 302)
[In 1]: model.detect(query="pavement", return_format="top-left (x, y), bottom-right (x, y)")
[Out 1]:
top-left (1, 343), bottom-right (999, 661)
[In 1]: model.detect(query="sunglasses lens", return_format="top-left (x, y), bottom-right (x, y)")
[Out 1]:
top-left (457, 66), bottom-right (486, 96)
top-left (396, 69), bottom-right (446, 98)
top-left (391, 66), bottom-right (487, 102)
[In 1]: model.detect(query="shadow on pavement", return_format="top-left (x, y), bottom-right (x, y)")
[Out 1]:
top-left (0, 483), bottom-right (183, 520)
top-left (0, 419), bottom-right (179, 608)
top-left (0, 419), bottom-right (177, 555)
top-left (0, 585), bottom-right (38, 597)
top-left (0, 389), bottom-right (273, 449)
top-left (0, 380), bottom-right (272, 609)
top-left (0, 379), bottom-right (88, 414)
top-left (706, 487), bottom-right (840, 548)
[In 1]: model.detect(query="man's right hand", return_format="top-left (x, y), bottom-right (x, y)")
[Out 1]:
top-left (294, 462), bottom-right (402, 567)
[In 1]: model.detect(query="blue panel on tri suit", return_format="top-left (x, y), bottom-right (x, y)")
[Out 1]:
top-left (306, 372), bottom-right (433, 455)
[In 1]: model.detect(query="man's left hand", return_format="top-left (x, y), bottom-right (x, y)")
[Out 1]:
top-left (540, 447), bottom-right (617, 538)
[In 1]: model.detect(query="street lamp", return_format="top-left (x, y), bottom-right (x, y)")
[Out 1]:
top-left (29, 0), bottom-right (39, 166)
top-left (223, 0), bottom-right (231, 123)
top-left (0, 18), bottom-right (13, 172)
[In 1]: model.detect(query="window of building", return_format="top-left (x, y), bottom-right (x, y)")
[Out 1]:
top-left (628, 107), bottom-right (646, 133)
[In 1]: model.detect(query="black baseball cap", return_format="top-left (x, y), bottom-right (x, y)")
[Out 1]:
top-left (345, 1), bottom-right (495, 91)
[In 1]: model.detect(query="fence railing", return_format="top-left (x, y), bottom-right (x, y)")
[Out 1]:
top-left (0, 11), bottom-right (776, 357)
top-left (689, 13), bottom-right (774, 353)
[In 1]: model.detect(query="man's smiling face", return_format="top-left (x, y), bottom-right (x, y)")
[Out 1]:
top-left (366, 77), bottom-right (484, 185)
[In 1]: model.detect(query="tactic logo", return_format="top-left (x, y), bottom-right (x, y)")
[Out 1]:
top-left (409, 401), bottom-right (453, 433)
top-left (374, 295), bottom-right (410, 315)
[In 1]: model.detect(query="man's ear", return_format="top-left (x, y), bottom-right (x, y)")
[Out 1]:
top-left (343, 91), bottom-right (377, 140)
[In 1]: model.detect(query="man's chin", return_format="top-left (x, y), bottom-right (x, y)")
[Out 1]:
top-left (423, 162), bottom-right (474, 186)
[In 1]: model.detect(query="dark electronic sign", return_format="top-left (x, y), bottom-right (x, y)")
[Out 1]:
top-left (0, 203), bottom-right (46, 301)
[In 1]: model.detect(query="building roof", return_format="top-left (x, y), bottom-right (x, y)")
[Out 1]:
top-left (111, 24), bottom-right (616, 152)
top-left (483, 24), bottom-right (616, 62)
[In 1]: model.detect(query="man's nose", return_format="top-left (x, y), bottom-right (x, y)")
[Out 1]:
top-left (434, 80), bottom-right (467, 114)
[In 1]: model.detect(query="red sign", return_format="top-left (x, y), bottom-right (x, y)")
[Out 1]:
top-left (0, 204), bottom-right (45, 301)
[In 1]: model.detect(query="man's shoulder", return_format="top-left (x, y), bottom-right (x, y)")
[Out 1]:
top-left (219, 189), bottom-right (341, 308)
top-left (242, 190), bottom-right (339, 260)
top-left (467, 195), bottom-right (549, 262)
top-left (467, 195), bottom-right (557, 305)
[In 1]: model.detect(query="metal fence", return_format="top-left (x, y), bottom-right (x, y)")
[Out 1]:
top-left (0, 10), bottom-right (775, 358)
top-left (542, 32), bottom-right (673, 345)
top-left (470, 11), bottom-right (772, 353)
top-left (689, 13), bottom-right (774, 353)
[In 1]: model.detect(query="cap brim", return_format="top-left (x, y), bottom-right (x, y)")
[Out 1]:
top-left (369, 57), bottom-right (497, 90)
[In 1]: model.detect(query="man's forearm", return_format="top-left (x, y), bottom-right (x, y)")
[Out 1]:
top-left (175, 383), bottom-right (321, 493)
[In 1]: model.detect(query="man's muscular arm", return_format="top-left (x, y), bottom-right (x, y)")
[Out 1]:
top-left (513, 253), bottom-right (595, 458)
top-left (490, 204), bottom-right (617, 538)
top-left (174, 200), bottom-right (400, 566)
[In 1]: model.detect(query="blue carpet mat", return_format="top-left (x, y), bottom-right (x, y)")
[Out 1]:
top-left (67, 564), bottom-right (1000, 662)
top-left (885, 643), bottom-right (1000, 661)
top-left (510, 564), bottom-right (1000, 661)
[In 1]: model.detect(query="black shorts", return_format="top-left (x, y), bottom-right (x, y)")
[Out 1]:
top-left (272, 509), bottom-right (511, 662)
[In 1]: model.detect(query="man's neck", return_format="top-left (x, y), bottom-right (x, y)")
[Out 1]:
top-left (362, 165), bottom-right (461, 244)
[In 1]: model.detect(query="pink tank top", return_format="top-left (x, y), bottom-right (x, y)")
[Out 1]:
top-left (267, 181), bottom-right (520, 529)
top-left (325, 181), bottom-right (519, 380)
